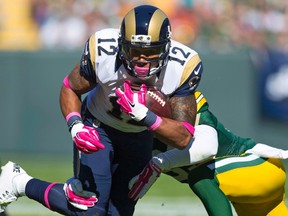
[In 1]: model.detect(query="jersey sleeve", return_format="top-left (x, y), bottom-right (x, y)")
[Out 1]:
top-left (172, 54), bottom-right (203, 97)
top-left (79, 35), bottom-right (97, 83)
top-left (195, 91), bottom-right (209, 113)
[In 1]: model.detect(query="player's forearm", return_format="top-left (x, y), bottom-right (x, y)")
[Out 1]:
top-left (60, 64), bottom-right (96, 119)
top-left (246, 143), bottom-right (288, 159)
top-left (153, 118), bottom-right (193, 149)
top-left (154, 125), bottom-right (218, 170)
top-left (60, 85), bottom-right (82, 118)
top-left (154, 94), bottom-right (196, 149)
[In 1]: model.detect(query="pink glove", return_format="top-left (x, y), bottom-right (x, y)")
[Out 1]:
top-left (128, 159), bottom-right (162, 201)
top-left (115, 80), bottom-right (148, 121)
top-left (63, 178), bottom-right (98, 210)
top-left (71, 122), bottom-right (105, 154)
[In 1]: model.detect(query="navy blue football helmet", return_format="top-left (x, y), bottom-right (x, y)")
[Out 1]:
top-left (118, 5), bottom-right (171, 78)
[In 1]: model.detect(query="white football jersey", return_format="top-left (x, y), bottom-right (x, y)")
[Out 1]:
top-left (80, 28), bottom-right (203, 132)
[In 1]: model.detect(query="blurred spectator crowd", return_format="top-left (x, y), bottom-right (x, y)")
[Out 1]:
top-left (1, 0), bottom-right (288, 53)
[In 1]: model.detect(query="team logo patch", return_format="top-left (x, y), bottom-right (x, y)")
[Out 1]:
top-left (188, 76), bottom-right (201, 90)
top-left (131, 35), bottom-right (151, 44)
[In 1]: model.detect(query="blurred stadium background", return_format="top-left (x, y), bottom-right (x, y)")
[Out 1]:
top-left (1, 0), bottom-right (288, 215)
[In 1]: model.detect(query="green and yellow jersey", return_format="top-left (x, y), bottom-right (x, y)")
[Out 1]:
top-left (152, 91), bottom-right (257, 183)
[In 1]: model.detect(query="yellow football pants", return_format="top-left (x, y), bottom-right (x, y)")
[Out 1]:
top-left (215, 156), bottom-right (288, 216)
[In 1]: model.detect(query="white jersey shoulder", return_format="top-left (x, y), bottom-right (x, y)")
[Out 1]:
top-left (92, 28), bottom-right (120, 81)
top-left (157, 40), bottom-right (201, 95)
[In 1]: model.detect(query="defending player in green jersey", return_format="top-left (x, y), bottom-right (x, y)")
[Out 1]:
top-left (129, 91), bottom-right (288, 215)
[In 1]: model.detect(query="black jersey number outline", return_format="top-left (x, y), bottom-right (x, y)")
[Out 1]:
top-left (169, 46), bottom-right (191, 66)
top-left (97, 38), bottom-right (117, 56)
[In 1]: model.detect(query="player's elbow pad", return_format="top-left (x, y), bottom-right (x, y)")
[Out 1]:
top-left (188, 125), bottom-right (218, 164)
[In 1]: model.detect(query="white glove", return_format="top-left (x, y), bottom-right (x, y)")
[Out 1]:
top-left (63, 178), bottom-right (98, 210)
top-left (246, 143), bottom-right (288, 159)
top-left (115, 80), bottom-right (148, 121)
top-left (128, 158), bottom-right (162, 201)
top-left (71, 122), bottom-right (105, 154)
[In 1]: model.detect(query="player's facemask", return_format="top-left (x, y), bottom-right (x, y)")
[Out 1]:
top-left (119, 41), bottom-right (170, 78)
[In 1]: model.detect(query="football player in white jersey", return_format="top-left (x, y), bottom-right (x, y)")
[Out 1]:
top-left (0, 5), bottom-right (219, 216)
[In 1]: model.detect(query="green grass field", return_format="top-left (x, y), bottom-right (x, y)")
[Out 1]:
top-left (1, 153), bottom-right (287, 216)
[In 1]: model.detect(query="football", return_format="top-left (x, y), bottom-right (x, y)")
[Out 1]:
top-left (145, 87), bottom-right (171, 118)
top-left (129, 83), bottom-right (172, 118)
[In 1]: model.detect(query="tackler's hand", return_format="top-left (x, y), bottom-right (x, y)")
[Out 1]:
top-left (128, 159), bottom-right (162, 201)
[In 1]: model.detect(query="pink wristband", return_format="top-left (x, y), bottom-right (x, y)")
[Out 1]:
top-left (181, 121), bottom-right (195, 135)
top-left (63, 75), bottom-right (71, 89)
top-left (66, 112), bottom-right (81, 123)
top-left (148, 116), bottom-right (163, 131)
